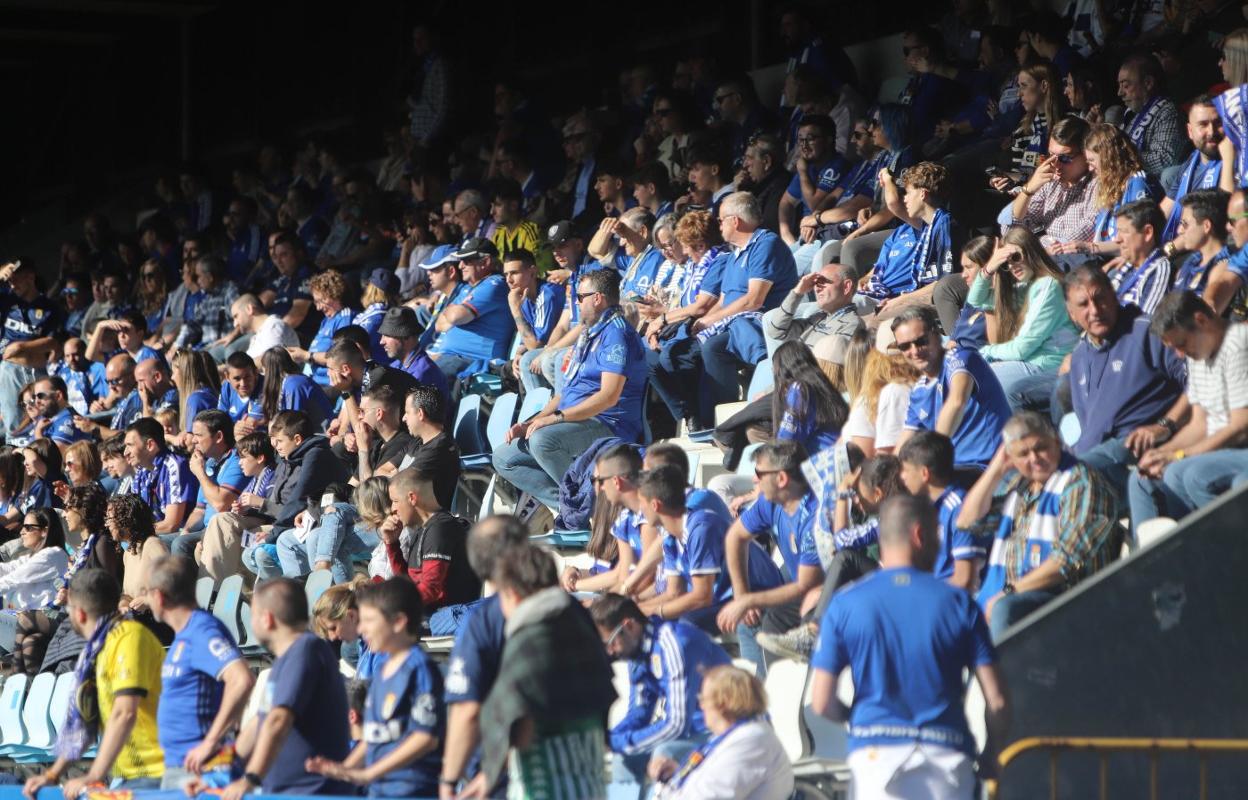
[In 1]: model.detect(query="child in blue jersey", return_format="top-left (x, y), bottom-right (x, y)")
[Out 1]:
top-left (307, 578), bottom-right (445, 798)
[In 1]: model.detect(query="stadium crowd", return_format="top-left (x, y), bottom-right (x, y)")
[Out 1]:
top-left (2, 2), bottom-right (1248, 798)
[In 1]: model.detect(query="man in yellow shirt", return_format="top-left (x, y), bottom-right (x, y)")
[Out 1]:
top-left (23, 569), bottom-right (165, 800)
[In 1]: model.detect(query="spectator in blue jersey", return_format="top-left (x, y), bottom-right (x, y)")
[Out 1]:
top-left (30, 376), bottom-right (92, 451)
top-left (168, 410), bottom-right (247, 559)
top-left (222, 196), bottom-right (266, 284)
top-left (55, 338), bottom-right (108, 416)
top-left (771, 339), bottom-right (849, 457)
top-left (134, 357), bottom-right (180, 421)
top-left (306, 578), bottom-right (446, 798)
top-left (377, 306), bottom-right (450, 407)
top-left (1109, 200), bottom-right (1172, 315)
top-left (125, 417), bottom-right (198, 535)
top-left (717, 441), bottom-right (824, 675)
top-left (893, 306), bottom-right (1012, 471)
top-left (147, 554), bottom-right (255, 790)
top-left (1061, 265), bottom-right (1188, 505)
top-left (438, 515), bottom-right (527, 797)
top-left (427, 237), bottom-right (516, 380)
top-left (637, 465), bottom-right (784, 634)
top-left (591, 594), bottom-right (730, 796)
top-left (492, 268), bottom-right (648, 508)
top-left (504, 249), bottom-right (564, 371)
top-left (897, 28), bottom-right (968, 145)
top-left (1169, 190), bottom-right (1230, 300)
top-left (222, 578), bottom-right (351, 799)
top-left (262, 232), bottom-right (317, 339)
top-left (75, 353), bottom-right (141, 442)
top-left (798, 117), bottom-right (885, 245)
top-left (857, 162), bottom-right (960, 319)
top-left (779, 116), bottom-right (848, 251)
top-left (686, 191), bottom-right (798, 428)
top-left (641, 442), bottom-right (732, 522)
top-left (562, 444), bottom-right (651, 595)
top-left (355, 268), bottom-right (399, 362)
top-left (176, 255), bottom-right (241, 358)
top-left (170, 349), bottom-right (220, 444)
top-left (0, 259), bottom-right (61, 440)
top-left (218, 352), bottom-right (265, 436)
top-left (1067, 124), bottom-right (1158, 261)
top-left (85, 309), bottom-right (162, 373)
top-left (59, 273), bottom-right (91, 339)
top-left (412, 246), bottom-right (464, 345)
top-left (631, 161), bottom-right (676, 220)
top-left (285, 184), bottom-right (329, 260)
top-left (898, 431), bottom-right (986, 589)
top-left (588, 209), bottom-right (663, 301)
top-left (960, 412), bottom-right (1122, 640)
top-left (19, 439), bottom-right (65, 513)
top-left (1159, 101), bottom-right (1223, 244)
top-left (288, 269), bottom-right (357, 387)
top-left (810, 494), bottom-right (1009, 796)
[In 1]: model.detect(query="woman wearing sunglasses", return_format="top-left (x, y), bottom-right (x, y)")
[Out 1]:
top-left (0, 508), bottom-right (70, 674)
top-left (964, 226), bottom-right (1078, 409)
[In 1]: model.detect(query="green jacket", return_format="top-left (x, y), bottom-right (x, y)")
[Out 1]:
top-left (967, 273), bottom-right (1077, 369)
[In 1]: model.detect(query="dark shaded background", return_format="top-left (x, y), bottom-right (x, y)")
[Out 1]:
top-left (0, 0), bottom-right (912, 234)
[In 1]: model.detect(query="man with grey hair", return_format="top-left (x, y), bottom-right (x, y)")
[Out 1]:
top-left (438, 515), bottom-right (528, 798)
top-left (452, 188), bottom-right (494, 244)
top-left (588, 207), bottom-right (663, 300)
top-left (957, 411), bottom-right (1122, 641)
top-left (810, 494), bottom-right (1009, 798)
top-left (736, 133), bottom-right (790, 234)
top-left (670, 191), bottom-right (797, 429)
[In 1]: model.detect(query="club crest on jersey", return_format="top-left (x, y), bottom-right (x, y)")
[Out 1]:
top-left (651, 652), bottom-right (664, 678)
top-left (382, 691), bottom-right (398, 719)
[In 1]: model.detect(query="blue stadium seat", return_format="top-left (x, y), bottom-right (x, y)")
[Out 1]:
top-left (517, 388), bottom-right (552, 423)
top-left (12, 672), bottom-right (57, 763)
top-left (196, 575), bottom-right (215, 610)
top-left (305, 568), bottom-right (333, 609)
top-left (453, 394), bottom-right (487, 462)
top-left (463, 392), bottom-right (518, 469)
top-left (213, 574), bottom-right (245, 645)
top-left (747, 358), bottom-right (774, 399)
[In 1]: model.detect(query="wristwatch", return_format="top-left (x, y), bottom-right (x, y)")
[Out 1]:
top-left (554, 410), bottom-right (565, 422)
top-left (1002, 583), bottom-right (1016, 596)
top-left (1156, 417), bottom-right (1177, 435)
top-left (243, 772), bottom-right (263, 788)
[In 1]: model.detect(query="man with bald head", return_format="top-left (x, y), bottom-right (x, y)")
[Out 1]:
top-left (55, 336), bottom-right (108, 415)
top-left (77, 353), bottom-right (140, 441)
top-left (135, 357), bottom-right (179, 418)
top-left (231, 294), bottom-right (298, 361)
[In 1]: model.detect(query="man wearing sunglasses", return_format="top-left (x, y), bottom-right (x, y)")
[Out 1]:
top-left (1009, 116), bottom-right (1099, 251)
top-left (30, 375), bottom-right (92, 451)
top-left (893, 306), bottom-right (1011, 472)
top-left (492, 268), bottom-right (647, 508)
top-left (590, 593), bottom-right (730, 798)
top-left (77, 352), bottom-right (141, 441)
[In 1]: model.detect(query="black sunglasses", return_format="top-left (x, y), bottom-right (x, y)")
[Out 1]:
top-left (576, 291), bottom-right (601, 301)
top-left (754, 468), bottom-right (781, 479)
top-left (895, 336), bottom-right (930, 352)
top-left (31, 392), bottom-right (51, 401)
top-left (106, 377), bottom-right (126, 386)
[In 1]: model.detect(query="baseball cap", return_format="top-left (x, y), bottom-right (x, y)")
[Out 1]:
top-left (547, 221), bottom-right (580, 246)
top-left (453, 237), bottom-right (499, 261)
top-left (418, 244), bottom-right (459, 270)
top-left (368, 268), bottom-right (399, 295)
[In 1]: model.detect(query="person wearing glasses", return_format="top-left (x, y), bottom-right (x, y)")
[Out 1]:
top-left (1007, 116), bottom-right (1099, 250)
top-left (796, 117), bottom-right (884, 248)
top-left (58, 272), bottom-right (91, 339)
top-left (962, 227), bottom-right (1078, 411)
top-left (779, 117), bottom-right (848, 255)
top-left (893, 306), bottom-right (1011, 472)
top-left (1171, 190), bottom-right (1231, 302)
top-left (76, 353), bottom-right (141, 441)
top-left (30, 375), bottom-right (92, 450)
top-left (426, 237), bottom-right (516, 380)
top-left (590, 593), bottom-right (730, 799)
top-left (492, 268), bottom-right (647, 508)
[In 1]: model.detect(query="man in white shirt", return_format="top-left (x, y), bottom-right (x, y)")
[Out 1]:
top-left (232, 294), bottom-right (299, 361)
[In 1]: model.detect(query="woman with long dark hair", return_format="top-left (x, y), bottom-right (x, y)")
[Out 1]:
top-left (1, 507), bottom-right (70, 674)
top-left (259, 346), bottom-right (333, 430)
top-left (771, 340), bottom-right (850, 458)
top-left (107, 493), bottom-right (168, 614)
top-left (965, 226), bottom-right (1078, 406)
top-left (20, 438), bottom-right (64, 512)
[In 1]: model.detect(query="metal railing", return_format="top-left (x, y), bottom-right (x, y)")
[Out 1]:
top-left (986, 737), bottom-right (1248, 800)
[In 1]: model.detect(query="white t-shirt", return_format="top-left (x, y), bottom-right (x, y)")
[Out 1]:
top-left (841, 382), bottom-right (912, 449)
top-left (660, 719), bottom-right (794, 800)
top-left (247, 315), bottom-right (300, 360)
top-left (1187, 322), bottom-right (1248, 437)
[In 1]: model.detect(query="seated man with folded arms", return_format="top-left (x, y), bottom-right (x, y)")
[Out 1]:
top-left (636, 464), bottom-right (784, 634)
top-left (716, 441), bottom-right (824, 676)
top-left (959, 411), bottom-right (1122, 640)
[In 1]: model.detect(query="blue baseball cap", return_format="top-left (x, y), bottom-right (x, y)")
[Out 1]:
top-left (418, 244), bottom-right (459, 270)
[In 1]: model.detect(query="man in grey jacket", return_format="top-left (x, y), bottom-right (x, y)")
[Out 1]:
top-left (762, 258), bottom-right (862, 357)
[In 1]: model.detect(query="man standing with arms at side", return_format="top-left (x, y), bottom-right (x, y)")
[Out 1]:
top-left (809, 495), bottom-right (1009, 798)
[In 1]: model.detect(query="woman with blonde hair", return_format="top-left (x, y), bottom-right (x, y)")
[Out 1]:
top-left (62, 440), bottom-right (102, 489)
top-left (650, 665), bottom-right (794, 800)
top-left (842, 330), bottom-right (919, 458)
top-left (1065, 123), bottom-right (1157, 257)
top-left (171, 348), bottom-right (219, 439)
top-left (1009, 62), bottom-right (1064, 178)
top-left (354, 269), bottom-right (399, 361)
top-left (1217, 29), bottom-right (1248, 191)
top-left (965, 226), bottom-right (1078, 405)
top-left (312, 577), bottom-right (383, 678)
top-left (288, 269), bottom-right (357, 386)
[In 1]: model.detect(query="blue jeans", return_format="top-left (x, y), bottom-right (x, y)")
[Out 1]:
top-left (989, 588), bottom-right (1060, 641)
top-left (1128, 449), bottom-right (1248, 537)
top-left (736, 620), bottom-right (766, 677)
top-left (433, 353), bottom-right (473, 381)
top-left (491, 417), bottom-right (615, 508)
top-left (791, 240), bottom-right (824, 277)
top-left (542, 345), bottom-right (571, 395)
top-left (647, 335), bottom-right (702, 427)
top-left (1005, 369), bottom-right (1061, 417)
top-left (698, 318), bottom-right (768, 424)
top-left (243, 542), bottom-right (282, 581)
top-left (169, 530), bottom-right (204, 558)
top-left (1079, 437), bottom-right (1135, 513)
top-left (0, 360), bottom-right (43, 438)
top-left (518, 347), bottom-right (551, 392)
top-left (275, 503), bottom-right (364, 583)
top-left (989, 360), bottom-right (1054, 413)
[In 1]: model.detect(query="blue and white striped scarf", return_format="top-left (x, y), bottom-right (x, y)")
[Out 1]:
top-left (978, 455), bottom-right (1080, 605)
top-left (1217, 85), bottom-right (1248, 189)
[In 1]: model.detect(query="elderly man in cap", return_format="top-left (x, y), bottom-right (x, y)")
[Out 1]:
top-left (378, 305), bottom-right (450, 407)
top-left (426, 237), bottom-right (516, 381)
